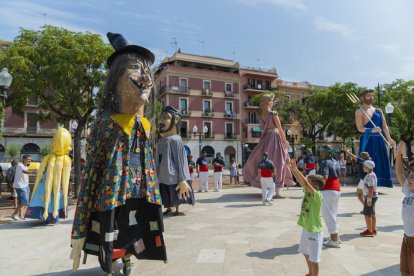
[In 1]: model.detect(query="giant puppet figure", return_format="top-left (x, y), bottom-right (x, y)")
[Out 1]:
top-left (156, 106), bottom-right (194, 216)
top-left (355, 89), bottom-right (395, 187)
top-left (243, 94), bottom-right (295, 197)
top-left (25, 127), bottom-right (72, 223)
top-left (70, 33), bottom-right (167, 276)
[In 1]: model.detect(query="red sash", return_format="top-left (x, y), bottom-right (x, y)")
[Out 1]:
top-left (199, 165), bottom-right (209, 172)
top-left (323, 177), bottom-right (340, 191)
top-left (189, 167), bottom-right (194, 174)
top-left (260, 168), bottom-right (273, 178)
top-left (214, 166), bottom-right (223, 172)
top-left (305, 163), bottom-right (316, 170)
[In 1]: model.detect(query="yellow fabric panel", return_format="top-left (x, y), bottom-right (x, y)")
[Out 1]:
top-left (111, 114), bottom-right (151, 136)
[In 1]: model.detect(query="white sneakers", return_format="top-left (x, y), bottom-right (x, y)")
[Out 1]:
top-left (12, 214), bottom-right (21, 221)
top-left (263, 200), bottom-right (273, 206)
top-left (323, 237), bottom-right (341, 248)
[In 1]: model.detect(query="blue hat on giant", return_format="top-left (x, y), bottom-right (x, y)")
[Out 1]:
top-left (107, 32), bottom-right (155, 67)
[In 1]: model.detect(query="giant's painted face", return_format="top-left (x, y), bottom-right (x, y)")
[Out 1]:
top-left (119, 58), bottom-right (153, 105)
top-left (361, 92), bottom-right (374, 105)
top-left (159, 112), bottom-right (176, 137)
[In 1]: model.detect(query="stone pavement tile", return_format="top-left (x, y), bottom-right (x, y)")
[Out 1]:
top-left (252, 261), bottom-right (286, 276)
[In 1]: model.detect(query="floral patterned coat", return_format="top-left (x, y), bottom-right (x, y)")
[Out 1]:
top-left (71, 113), bottom-right (161, 239)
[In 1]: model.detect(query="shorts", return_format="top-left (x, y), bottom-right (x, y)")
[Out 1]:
top-left (400, 235), bottom-right (414, 274)
top-left (340, 168), bottom-right (346, 174)
top-left (357, 179), bottom-right (364, 190)
top-left (15, 187), bottom-right (30, 205)
top-left (362, 197), bottom-right (378, 216)
top-left (298, 229), bottom-right (323, 263)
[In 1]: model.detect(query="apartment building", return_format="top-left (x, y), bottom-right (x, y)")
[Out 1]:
top-left (155, 52), bottom-right (242, 165)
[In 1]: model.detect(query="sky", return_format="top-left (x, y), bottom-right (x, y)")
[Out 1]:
top-left (0, 0), bottom-right (413, 88)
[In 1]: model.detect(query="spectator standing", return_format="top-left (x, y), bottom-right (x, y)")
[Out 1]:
top-left (212, 152), bottom-right (225, 192)
top-left (12, 155), bottom-right (32, 220)
top-left (304, 150), bottom-right (317, 175)
top-left (318, 145), bottom-right (341, 248)
top-left (6, 160), bottom-right (17, 208)
top-left (229, 158), bottom-right (239, 185)
top-left (297, 156), bottom-right (304, 173)
top-left (359, 160), bottom-right (379, 237)
top-left (347, 151), bottom-right (372, 209)
top-left (188, 154), bottom-right (195, 186)
top-left (258, 152), bottom-right (276, 205)
top-left (338, 153), bottom-right (347, 186)
top-left (196, 151), bottom-right (210, 192)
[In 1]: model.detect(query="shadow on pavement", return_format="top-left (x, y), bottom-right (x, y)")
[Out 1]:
top-left (247, 244), bottom-right (299, 259)
top-left (225, 203), bottom-right (266, 208)
top-left (376, 224), bottom-right (403, 232)
top-left (360, 264), bottom-right (400, 275)
top-left (339, 233), bottom-right (360, 242)
top-left (338, 212), bottom-right (359, 218)
top-left (32, 261), bottom-right (125, 275)
top-left (0, 219), bottom-right (72, 230)
top-left (196, 193), bottom-right (260, 204)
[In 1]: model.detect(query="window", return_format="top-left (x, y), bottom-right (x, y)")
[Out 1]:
top-left (225, 102), bottom-right (233, 117)
top-left (179, 78), bottom-right (188, 88)
top-left (265, 80), bottom-right (271, 90)
top-left (27, 113), bottom-right (38, 133)
top-left (225, 123), bottom-right (233, 138)
top-left (251, 127), bottom-right (262, 138)
top-left (203, 100), bottom-right (211, 113)
top-left (248, 112), bottom-right (258, 124)
top-left (204, 122), bottom-right (212, 138)
top-left (180, 121), bottom-right (188, 138)
top-left (179, 98), bottom-right (188, 113)
top-left (257, 80), bottom-right (263, 89)
top-left (225, 83), bottom-right (233, 92)
top-left (203, 80), bottom-right (211, 90)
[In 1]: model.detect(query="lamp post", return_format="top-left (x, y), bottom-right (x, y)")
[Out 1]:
top-left (0, 68), bottom-right (13, 102)
top-left (193, 124), bottom-right (208, 158)
top-left (385, 102), bottom-right (394, 166)
top-left (242, 143), bottom-right (249, 166)
top-left (286, 128), bottom-right (298, 158)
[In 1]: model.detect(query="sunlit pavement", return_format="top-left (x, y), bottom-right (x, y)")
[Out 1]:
top-left (0, 184), bottom-right (403, 275)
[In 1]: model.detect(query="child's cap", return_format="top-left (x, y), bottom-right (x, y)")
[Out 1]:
top-left (360, 152), bottom-right (371, 160)
top-left (363, 160), bottom-right (375, 169)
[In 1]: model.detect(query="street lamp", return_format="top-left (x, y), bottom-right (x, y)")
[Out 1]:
top-left (193, 124), bottom-right (208, 158)
top-left (242, 143), bottom-right (249, 166)
top-left (0, 68), bottom-right (13, 101)
top-left (286, 128), bottom-right (298, 158)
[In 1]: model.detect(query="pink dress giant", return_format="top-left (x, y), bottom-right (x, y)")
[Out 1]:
top-left (243, 112), bottom-right (295, 188)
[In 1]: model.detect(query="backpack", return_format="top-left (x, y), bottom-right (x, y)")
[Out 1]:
top-left (6, 165), bottom-right (16, 184)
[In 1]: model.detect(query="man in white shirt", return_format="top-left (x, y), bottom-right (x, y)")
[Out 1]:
top-left (12, 155), bottom-right (32, 220)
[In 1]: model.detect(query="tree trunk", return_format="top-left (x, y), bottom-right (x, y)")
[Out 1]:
top-left (73, 128), bottom-right (83, 198)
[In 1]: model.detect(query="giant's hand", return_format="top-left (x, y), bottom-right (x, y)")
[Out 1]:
top-left (175, 181), bottom-right (191, 200)
top-left (70, 237), bottom-right (85, 272)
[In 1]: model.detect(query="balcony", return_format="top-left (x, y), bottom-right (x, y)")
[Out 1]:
top-left (244, 118), bottom-right (260, 124)
top-left (243, 84), bottom-right (277, 92)
top-left (204, 132), bottom-right (215, 140)
top-left (180, 108), bottom-right (192, 116)
top-left (225, 91), bottom-right (235, 98)
top-left (159, 85), bottom-right (190, 95)
top-left (224, 110), bottom-right (236, 118)
top-left (224, 133), bottom-right (236, 140)
top-left (202, 88), bottom-right (213, 96)
top-left (202, 109), bottom-right (214, 117)
top-left (180, 131), bottom-right (192, 139)
top-left (243, 101), bottom-right (259, 108)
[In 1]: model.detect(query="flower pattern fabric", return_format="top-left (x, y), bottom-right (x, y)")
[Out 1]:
top-left (72, 113), bottom-right (161, 239)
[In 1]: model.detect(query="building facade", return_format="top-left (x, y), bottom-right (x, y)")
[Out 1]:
top-left (155, 52), bottom-right (242, 165)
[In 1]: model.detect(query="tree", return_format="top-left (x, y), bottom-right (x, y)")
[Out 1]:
top-left (40, 145), bottom-right (51, 157)
top-left (381, 79), bottom-right (414, 158)
top-left (0, 26), bottom-right (113, 197)
top-left (6, 144), bottom-right (21, 160)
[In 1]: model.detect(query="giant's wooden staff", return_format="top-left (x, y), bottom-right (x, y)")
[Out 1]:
top-left (346, 92), bottom-right (392, 148)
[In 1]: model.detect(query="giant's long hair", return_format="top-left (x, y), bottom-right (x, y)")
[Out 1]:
top-left (258, 93), bottom-right (278, 116)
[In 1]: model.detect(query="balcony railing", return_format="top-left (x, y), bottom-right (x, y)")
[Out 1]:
top-left (244, 84), bottom-right (263, 90)
top-left (159, 85), bottom-right (190, 95)
top-left (224, 111), bottom-right (236, 118)
top-left (225, 91), bottom-right (234, 97)
top-left (203, 132), bottom-right (215, 140)
top-left (244, 101), bottom-right (259, 108)
top-left (202, 88), bottom-right (213, 96)
top-left (224, 133), bottom-right (236, 140)
top-left (244, 118), bottom-right (260, 124)
top-left (180, 108), bottom-right (192, 116)
top-left (202, 109), bottom-right (214, 117)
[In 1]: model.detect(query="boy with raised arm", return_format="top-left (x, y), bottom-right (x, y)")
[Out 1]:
top-left (288, 160), bottom-right (325, 276)
top-left (395, 142), bottom-right (414, 276)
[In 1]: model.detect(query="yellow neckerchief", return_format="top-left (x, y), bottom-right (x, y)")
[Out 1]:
top-left (111, 114), bottom-right (151, 136)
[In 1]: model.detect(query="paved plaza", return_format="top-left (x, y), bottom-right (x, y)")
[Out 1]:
top-left (0, 182), bottom-right (404, 276)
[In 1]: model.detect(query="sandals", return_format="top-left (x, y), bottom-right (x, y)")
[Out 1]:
top-left (163, 208), bottom-right (172, 215)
